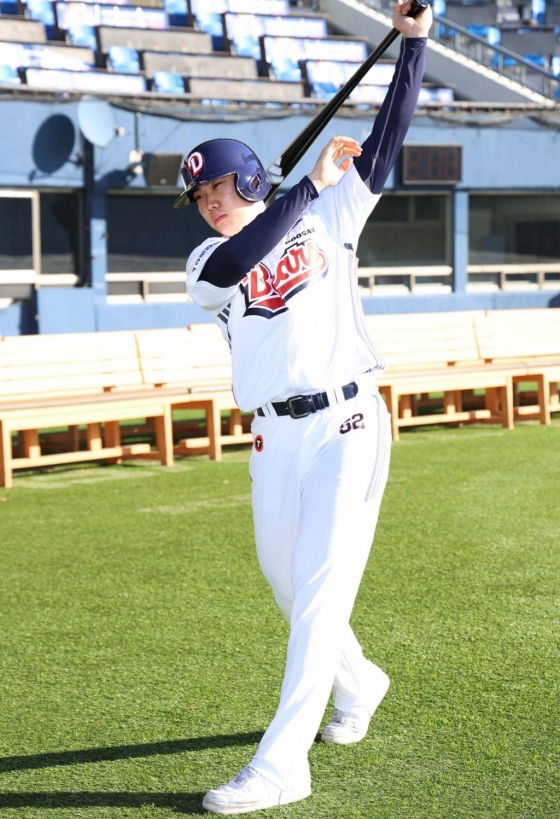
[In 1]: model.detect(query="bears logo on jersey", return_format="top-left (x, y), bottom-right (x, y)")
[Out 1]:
top-left (241, 240), bottom-right (328, 319)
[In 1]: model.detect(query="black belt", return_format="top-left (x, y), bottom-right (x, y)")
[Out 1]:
top-left (257, 381), bottom-right (358, 420)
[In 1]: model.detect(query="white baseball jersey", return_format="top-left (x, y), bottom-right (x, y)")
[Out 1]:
top-left (186, 165), bottom-right (385, 413)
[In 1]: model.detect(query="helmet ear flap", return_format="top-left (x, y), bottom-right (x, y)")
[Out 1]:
top-left (235, 171), bottom-right (266, 202)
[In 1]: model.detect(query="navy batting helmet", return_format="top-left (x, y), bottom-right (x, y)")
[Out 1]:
top-left (174, 138), bottom-right (271, 209)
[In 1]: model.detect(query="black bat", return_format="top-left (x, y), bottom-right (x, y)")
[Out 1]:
top-left (265, 0), bottom-right (430, 202)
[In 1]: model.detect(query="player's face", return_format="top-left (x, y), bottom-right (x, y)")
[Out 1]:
top-left (193, 174), bottom-right (265, 237)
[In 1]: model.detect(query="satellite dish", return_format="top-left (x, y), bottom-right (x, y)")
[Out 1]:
top-left (77, 98), bottom-right (116, 148)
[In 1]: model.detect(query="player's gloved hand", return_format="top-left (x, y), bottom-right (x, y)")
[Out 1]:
top-left (392, 0), bottom-right (433, 38)
top-left (307, 136), bottom-right (363, 194)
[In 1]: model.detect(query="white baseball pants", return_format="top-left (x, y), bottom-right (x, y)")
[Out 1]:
top-left (247, 379), bottom-right (392, 790)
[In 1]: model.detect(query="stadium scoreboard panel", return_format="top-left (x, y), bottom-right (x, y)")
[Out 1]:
top-left (402, 144), bottom-right (462, 184)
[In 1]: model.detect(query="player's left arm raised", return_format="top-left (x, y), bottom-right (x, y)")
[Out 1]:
top-left (307, 136), bottom-right (362, 194)
top-left (195, 136), bottom-right (361, 295)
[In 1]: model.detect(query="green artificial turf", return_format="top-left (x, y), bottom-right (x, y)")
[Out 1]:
top-left (0, 422), bottom-right (559, 818)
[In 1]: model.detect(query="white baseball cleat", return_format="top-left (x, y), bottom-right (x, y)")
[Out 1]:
top-left (202, 765), bottom-right (311, 815)
top-left (321, 670), bottom-right (390, 745)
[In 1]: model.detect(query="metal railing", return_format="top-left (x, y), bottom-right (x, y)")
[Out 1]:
top-left (3, 267), bottom-right (556, 304)
top-left (359, 0), bottom-right (560, 101)
top-left (357, 265), bottom-right (453, 294)
top-left (467, 263), bottom-right (560, 290)
top-left (0, 272), bottom-right (79, 287)
top-left (105, 271), bottom-right (188, 303)
top-left (0, 273), bottom-right (79, 309)
top-left (356, 263), bottom-right (560, 295)
top-left (103, 265), bottom-right (560, 302)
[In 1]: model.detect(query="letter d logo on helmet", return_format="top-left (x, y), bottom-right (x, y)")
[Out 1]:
top-left (187, 151), bottom-right (204, 177)
top-left (174, 138), bottom-right (271, 209)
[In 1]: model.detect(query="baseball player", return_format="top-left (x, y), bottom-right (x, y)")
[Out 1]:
top-left (178, 2), bottom-right (431, 812)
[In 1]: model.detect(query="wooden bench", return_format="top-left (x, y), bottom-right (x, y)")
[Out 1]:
top-left (0, 331), bottom-right (174, 488)
top-left (365, 311), bottom-right (514, 440)
top-left (135, 325), bottom-right (252, 459)
top-left (473, 309), bottom-right (560, 426)
top-left (2, 308), bottom-right (558, 483)
top-left (0, 325), bottom-right (248, 486)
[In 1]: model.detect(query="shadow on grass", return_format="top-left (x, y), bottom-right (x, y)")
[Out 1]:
top-left (0, 791), bottom-right (206, 814)
top-left (0, 732), bottom-right (264, 774)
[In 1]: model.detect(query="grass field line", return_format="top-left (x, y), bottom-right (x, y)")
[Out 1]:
top-left (395, 429), bottom-right (508, 445)
top-left (17, 472), bottom-right (161, 490)
top-left (394, 418), bottom-right (560, 446)
top-left (139, 493), bottom-right (252, 515)
top-left (214, 454), bottom-right (251, 463)
top-left (15, 465), bottom-right (196, 489)
top-left (17, 470), bottom-right (161, 490)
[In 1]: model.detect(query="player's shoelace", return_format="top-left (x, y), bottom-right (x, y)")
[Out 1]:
top-left (330, 709), bottom-right (361, 730)
top-left (232, 766), bottom-right (260, 787)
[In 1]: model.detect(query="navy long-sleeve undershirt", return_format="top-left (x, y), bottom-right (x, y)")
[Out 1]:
top-left (354, 37), bottom-right (426, 194)
top-left (199, 36), bottom-right (427, 289)
top-left (199, 175), bottom-right (319, 288)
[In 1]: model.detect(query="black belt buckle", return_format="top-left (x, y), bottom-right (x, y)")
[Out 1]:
top-left (287, 395), bottom-right (312, 419)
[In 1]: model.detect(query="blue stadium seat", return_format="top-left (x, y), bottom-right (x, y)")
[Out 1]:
top-left (532, 0), bottom-right (546, 26)
top-left (56, 2), bottom-right (168, 33)
top-left (262, 36), bottom-right (367, 82)
top-left (25, 66), bottom-right (147, 93)
top-left (552, 55), bottom-right (560, 76)
top-left (26, 0), bottom-right (56, 40)
top-left (304, 59), bottom-right (453, 105)
top-left (432, 0), bottom-right (446, 35)
top-left (0, 41), bottom-right (95, 70)
top-left (190, 0), bottom-right (227, 50)
top-left (67, 24), bottom-right (97, 50)
top-left (152, 69), bottom-right (184, 93)
top-left (0, 42), bottom-right (21, 70)
top-left (466, 24), bottom-right (501, 45)
top-left (190, 0), bottom-right (290, 50)
top-left (418, 86), bottom-right (454, 103)
top-left (466, 23), bottom-right (489, 38)
top-left (0, 0), bottom-right (18, 14)
top-left (107, 45), bottom-right (140, 73)
top-left (523, 52), bottom-right (547, 67)
top-left (224, 12), bottom-right (327, 64)
top-left (0, 64), bottom-right (20, 83)
top-left (165, 0), bottom-right (188, 28)
top-left (491, 52), bottom-right (518, 68)
top-left (304, 59), bottom-right (394, 100)
top-left (200, 97), bottom-right (232, 107)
